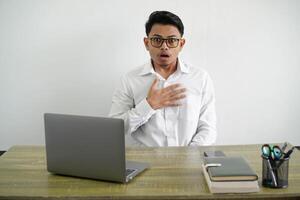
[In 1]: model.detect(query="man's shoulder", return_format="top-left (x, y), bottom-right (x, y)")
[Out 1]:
top-left (182, 61), bottom-right (210, 78)
top-left (123, 62), bottom-right (150, 78)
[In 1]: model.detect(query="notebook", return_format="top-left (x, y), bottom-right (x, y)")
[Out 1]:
top-left (202, 164), bottom-right (259, 193)
top-left (203, 156), bottom-right (258, 181)
top-left (44, 113), bottom-right (149, 183)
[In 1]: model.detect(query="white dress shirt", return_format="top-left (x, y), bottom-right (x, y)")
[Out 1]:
top-left (109, 59), bottom-right (217, 146)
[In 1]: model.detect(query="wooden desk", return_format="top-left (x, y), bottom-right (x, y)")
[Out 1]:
top-left (0, 144), bottom-right (299, 199)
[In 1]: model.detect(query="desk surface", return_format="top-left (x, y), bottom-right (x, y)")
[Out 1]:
top-left (0, 144), bottom-right (299, 200)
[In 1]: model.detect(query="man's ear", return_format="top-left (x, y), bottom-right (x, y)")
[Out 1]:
top-left (178, 38), bottom-right (185, 52)
top-left (144, 37), bottom-right (150, 51)
top-left (180, 38), bottom-right (186, 48)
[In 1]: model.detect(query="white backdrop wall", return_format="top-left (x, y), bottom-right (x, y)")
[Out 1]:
top-left (0, 0), bottom-right (299, 150)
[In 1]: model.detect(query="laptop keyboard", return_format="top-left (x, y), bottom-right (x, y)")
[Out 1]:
top-left (126, 168), bottom-right (136, 176)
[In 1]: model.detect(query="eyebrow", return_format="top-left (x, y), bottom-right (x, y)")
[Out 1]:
top-left (152, 34), bottom-right (179, 38)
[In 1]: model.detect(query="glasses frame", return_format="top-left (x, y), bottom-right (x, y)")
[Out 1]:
top-left (149, 37), bottom-right (181, 48)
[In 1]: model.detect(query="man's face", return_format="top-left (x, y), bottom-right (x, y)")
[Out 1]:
top-left (144, 24), bottom-right (185, 68)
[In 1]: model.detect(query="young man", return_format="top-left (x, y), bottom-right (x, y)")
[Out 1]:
top-left (109, 11), bottom-right (216, 146)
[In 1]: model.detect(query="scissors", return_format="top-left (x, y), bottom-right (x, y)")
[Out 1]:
top-left (261, 144), bottom-right (283, 160)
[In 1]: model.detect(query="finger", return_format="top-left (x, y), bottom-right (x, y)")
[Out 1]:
top-left (164, 97), bottom-right (184, 105)
top-left (164, 101), bottom-right (182, 107)
top-left (164, 87), bottom-right (186, 98)
top-left (163, 83), bottom-right (182, 93)
top-left (169, 94), bottom-right (186, 101)
top-left (169, 88), bottom-right (186, 97)
top-left (163, 86), bottom-right (185, 97)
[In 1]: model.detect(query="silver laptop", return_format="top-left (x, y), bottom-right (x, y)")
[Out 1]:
top-left (44, 113), bottom-right (149, 183)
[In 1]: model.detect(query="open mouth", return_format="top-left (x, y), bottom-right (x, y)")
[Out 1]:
top-left (159, 53), bottom-right (170, 58)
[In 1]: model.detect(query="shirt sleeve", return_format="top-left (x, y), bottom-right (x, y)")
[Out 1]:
top-left (189, 72), bottom-right (217, 146)
top-left (108, 75), bottom-right (156, 136)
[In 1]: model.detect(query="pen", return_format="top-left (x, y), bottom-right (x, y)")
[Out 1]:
top-left (284, 146), bottom-right (295, 159)
top-left (281, 142), bottom-right (288, 153)
top-left (276, 146), bottom-right (295, 169)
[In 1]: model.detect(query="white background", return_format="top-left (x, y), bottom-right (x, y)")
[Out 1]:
top-left (1, 0), bottom-right (299, 150)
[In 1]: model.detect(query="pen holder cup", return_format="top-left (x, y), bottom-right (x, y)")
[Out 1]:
top-left (262, 156), bottom-right (289, 188)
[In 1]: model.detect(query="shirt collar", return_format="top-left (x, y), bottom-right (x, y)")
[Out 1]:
top-left (139, 58), bottom-right (190, 76)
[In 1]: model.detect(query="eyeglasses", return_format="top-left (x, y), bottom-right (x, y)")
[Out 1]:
top-left (149, 37), bottom-right (181, 48)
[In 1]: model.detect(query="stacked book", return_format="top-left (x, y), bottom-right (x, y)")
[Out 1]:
top-left (202, 156), bottom-right (259, 193)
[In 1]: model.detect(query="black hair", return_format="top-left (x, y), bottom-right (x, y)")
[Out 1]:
top-left (145, 11), bottom-right (184, 37)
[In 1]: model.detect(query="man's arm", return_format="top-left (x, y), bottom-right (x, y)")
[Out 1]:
top-left (109, 76), bottom-right (156, 135)
top-left (189, 73), bottom-right (217, 146)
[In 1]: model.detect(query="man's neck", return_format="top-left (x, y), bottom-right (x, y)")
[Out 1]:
top-left (152, 59), bottom-right (178, 80)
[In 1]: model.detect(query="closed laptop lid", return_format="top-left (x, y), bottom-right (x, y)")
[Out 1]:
top-left (44, 113), bottom-right (126, 182)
